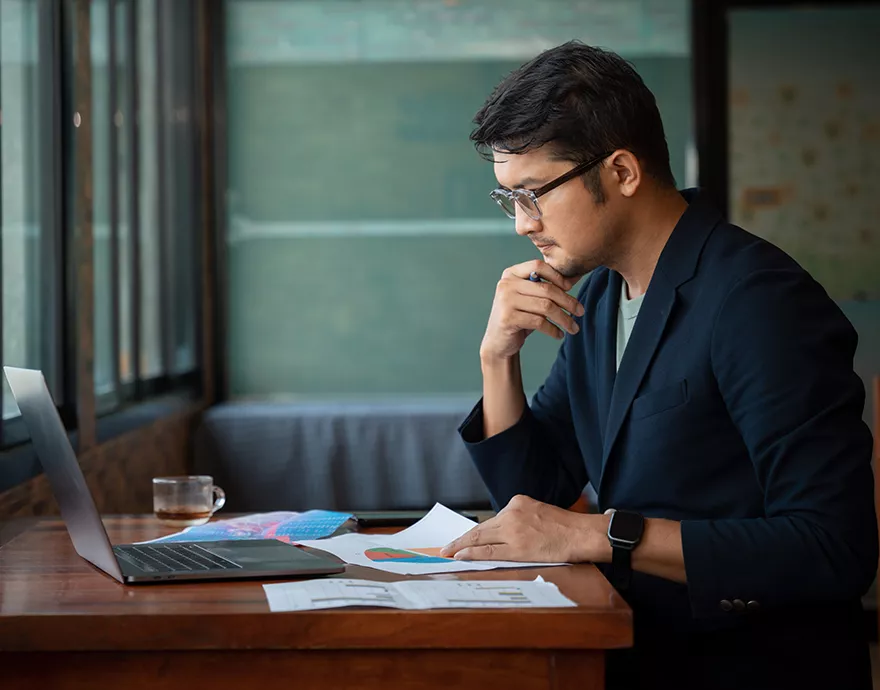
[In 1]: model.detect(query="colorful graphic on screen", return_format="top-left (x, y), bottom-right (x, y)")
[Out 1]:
top-left (364, 547), bottom-right (451, 564)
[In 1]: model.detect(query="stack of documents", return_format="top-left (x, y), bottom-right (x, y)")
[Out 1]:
top-left (263, 577), bottom-right (576, 612)
top-left (139, 510), bottom-right (353, 545)
top-left (296, 504), bottom-right (567, 575)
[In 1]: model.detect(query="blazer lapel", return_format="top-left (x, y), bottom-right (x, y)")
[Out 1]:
top-left (595, 270), bottom-right (621, 449)
top-left (592, 188), bottom-right (723, 495)
top-left (599, 274), bottom-right (677, 488)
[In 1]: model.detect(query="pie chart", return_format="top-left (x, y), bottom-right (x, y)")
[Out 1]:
top-left (364, 547), bottom-right (450, 564)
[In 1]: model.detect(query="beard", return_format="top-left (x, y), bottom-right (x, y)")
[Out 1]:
top-left (554, 215), bottom-right (620, 280)
top-left (552, 253), bottom-right (604, 281)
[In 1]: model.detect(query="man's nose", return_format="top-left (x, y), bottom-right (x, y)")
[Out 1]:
top-left (514, 206), bottom-right (542, 237)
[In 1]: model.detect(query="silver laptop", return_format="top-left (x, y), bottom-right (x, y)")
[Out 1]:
top-left (4, 366), bottom-right (345, 584)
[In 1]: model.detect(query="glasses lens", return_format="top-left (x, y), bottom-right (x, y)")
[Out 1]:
top-left (514, 191), bottom-right (541, 220)
top-left (491, 191), bottom-right (517, 219)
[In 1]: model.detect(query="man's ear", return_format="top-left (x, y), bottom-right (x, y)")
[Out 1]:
top-left (606, 150), bottom-right (642, 198)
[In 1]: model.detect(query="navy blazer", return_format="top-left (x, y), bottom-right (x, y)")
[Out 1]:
top-left (460, 190), bottom-right (877, 687)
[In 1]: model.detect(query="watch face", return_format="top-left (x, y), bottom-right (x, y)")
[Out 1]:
top-left (609, 510), bottom-right (644, 543)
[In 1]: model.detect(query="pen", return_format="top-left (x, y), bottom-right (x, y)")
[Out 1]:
top-left (529, 271), bottom-right (540, 282)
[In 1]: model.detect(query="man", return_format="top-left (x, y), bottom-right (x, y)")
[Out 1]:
top-left (439, 41), bottom-right (877, 689)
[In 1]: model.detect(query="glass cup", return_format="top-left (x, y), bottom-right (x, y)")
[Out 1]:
top-left (152, 475), bottom-right (226, 527)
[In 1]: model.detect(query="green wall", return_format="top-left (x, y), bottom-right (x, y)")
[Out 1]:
top-left (226, 57), bottom-right (692, 396)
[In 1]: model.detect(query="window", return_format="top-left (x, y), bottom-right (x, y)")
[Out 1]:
top-left (224, 0), bottom-right (692, 396)
top-left (161, 0), bottom-right (198, 375)
top-left (90, 0), bottom-right (202, 410)
top-left (91, 0), bottom-right (137, 407)
top-left (1, 0), bottom-right (203, 453)
top-left (92, 0), bottom-right (113, 398)
top-left (1, 0), bottom-right (51, 421)
top-left (137, 0), bottom-right (161, 380)
top-left (115, 0), bottom-right (133, 385)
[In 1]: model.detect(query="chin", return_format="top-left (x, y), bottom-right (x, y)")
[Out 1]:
top-left (550, 257), bottom-right (582, 280)
top-left (556, 256), bottom-right (598, 280)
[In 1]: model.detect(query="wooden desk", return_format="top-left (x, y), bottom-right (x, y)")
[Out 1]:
top-left (0, 516), bottom-right (632, 690)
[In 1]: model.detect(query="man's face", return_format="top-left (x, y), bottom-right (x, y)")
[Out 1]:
top-left (493, 148), bottom-right (622, 279)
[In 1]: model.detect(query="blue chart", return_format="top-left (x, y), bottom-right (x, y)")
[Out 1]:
top-left (149, 511), bottom-right (353, 544)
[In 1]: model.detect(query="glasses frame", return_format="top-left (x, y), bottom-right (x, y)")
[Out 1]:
top-left (489, 151), bottom-right (613, 220)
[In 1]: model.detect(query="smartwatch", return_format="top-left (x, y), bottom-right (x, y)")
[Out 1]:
top-left (606, 509), bottom-right (644, 591)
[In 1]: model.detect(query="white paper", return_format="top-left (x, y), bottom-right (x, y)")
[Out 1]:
top-left (296, 503), bottom-right (567, 575)
top-left (381, 503), bottom-right (479, 547)
top-left (263, 579), bottom-right (412, 612)
top-left (263, 577), bottom-right (576, 612)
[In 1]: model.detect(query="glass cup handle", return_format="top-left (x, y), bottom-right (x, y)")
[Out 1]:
top-left (211, 485), bottom-right (226, 514)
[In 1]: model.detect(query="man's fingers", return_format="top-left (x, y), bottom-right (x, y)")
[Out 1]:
top-left (510, 310), bottom-right (566, 340)
top-left (441, 523), bottom-right (502, 557)
top-left (512, 296), bottom-right (580, 335)
top-left (533, 316), bottom-right (566, 341)
top-left (503, 260), bottom-right (574, 293)
top-left (454, 544), bottom-right (513, 562)
top-left (517, 280), bottom-right (585, 317)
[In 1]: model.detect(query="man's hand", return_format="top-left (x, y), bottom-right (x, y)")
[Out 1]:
top-left (439, 495), bottom-right (611, 563)
top-left (480, 260), bottom-right (585, 363)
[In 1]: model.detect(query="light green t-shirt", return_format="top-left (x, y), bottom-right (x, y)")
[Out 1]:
top-left (616, 280), bottom-right (645, 370)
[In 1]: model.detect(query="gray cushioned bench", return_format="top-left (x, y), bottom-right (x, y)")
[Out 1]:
top-left (192, 398), bottom-right (492, 513)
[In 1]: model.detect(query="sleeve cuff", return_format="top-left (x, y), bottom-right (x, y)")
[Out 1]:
top-left (457, 397), bottom-right (532, 449)
top-left (681, 519), bottom-right (727, 619)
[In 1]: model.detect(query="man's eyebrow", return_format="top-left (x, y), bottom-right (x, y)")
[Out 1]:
top-left (511, 177), bottom-right (547, 189)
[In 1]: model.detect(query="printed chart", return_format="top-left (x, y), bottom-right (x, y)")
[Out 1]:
top-left (364, 547), bottom-right (450, 564)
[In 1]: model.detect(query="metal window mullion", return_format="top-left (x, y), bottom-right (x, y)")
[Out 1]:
top-left (127, 0), bottom-right (140, 398)
top-left (156, 0), bottom-right (173, 376)
top-left (184, 0), bottom-right (197, 378)
top-left (108, 0), bottom-right (121, 399)
top-left (35, 0), bottom-right (68, 418)
top-left (211, 0), bottom-right (229, 402)
top-left (72, 0), bottom-right (96, 452)
top-left (23, 83), bottom-right (39, 375)
top-left (58, 0), bottom-right (77, 427)
top-left (195, 0), bottom-right (212, 400)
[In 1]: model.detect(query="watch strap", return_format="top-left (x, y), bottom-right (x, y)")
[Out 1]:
top-left (611, 541), bottom-right (633, 591)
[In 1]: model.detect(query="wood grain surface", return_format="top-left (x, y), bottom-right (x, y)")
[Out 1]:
top-left (0, 515), bottom-right (630, 689)
top-left (0, 516), bottom-right (631, 652)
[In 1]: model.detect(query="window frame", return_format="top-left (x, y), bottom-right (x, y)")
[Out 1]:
top-left (0, 0), bottom-right (207, 482)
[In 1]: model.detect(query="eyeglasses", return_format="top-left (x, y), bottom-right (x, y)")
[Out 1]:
top-left (489, 152), bottom-right (612, 220)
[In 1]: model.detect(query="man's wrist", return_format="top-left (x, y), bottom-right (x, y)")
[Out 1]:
top-left (480, 350), bottom-right (517, 372)
top-left (569, 512), bottom-right (613, 563)
top-left (594, 512), bottom-right (614, 562)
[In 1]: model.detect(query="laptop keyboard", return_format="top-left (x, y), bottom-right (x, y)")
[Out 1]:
top-left (115, 543), bottom-right (243, 573)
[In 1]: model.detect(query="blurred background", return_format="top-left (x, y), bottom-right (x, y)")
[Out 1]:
top-left (0, 0), bottom-right (878, 638)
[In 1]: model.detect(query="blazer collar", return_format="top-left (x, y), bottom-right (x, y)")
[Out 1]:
top-left (595, 188), bottom-right (723, 496)
top-left (653, 188), bottom-right (723, 290)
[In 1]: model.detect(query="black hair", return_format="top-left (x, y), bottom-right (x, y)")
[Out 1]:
top-left (471, 40), bottom-right (676, 199)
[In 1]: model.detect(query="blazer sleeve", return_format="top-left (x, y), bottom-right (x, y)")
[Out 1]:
top-left (681, 267), bottom-right (878, 619)
top-left (457, 283), bottom-right (591, 512)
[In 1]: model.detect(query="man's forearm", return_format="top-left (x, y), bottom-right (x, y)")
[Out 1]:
top-left (633, 517), bottom-right (687, 583)
top-left (586, 513), bottom-right (687, 584)
top-left (480, 354), bottom-right (527, 439)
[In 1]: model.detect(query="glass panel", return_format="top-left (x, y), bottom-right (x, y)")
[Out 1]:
top-left (91, 0), bottom-right (113, 397)
top-left (225, 0), bottom-right (692, 396)
top-left (163, 0), bottom-right (196, 374)
top-left (116, 0), bottom-right (133, 383)
top-left (1, 0), bottom-right (42, 419)
top-left (137, 0), bottom-right (162, 378)
top-left (728, 6), bottom-right (880, 427)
